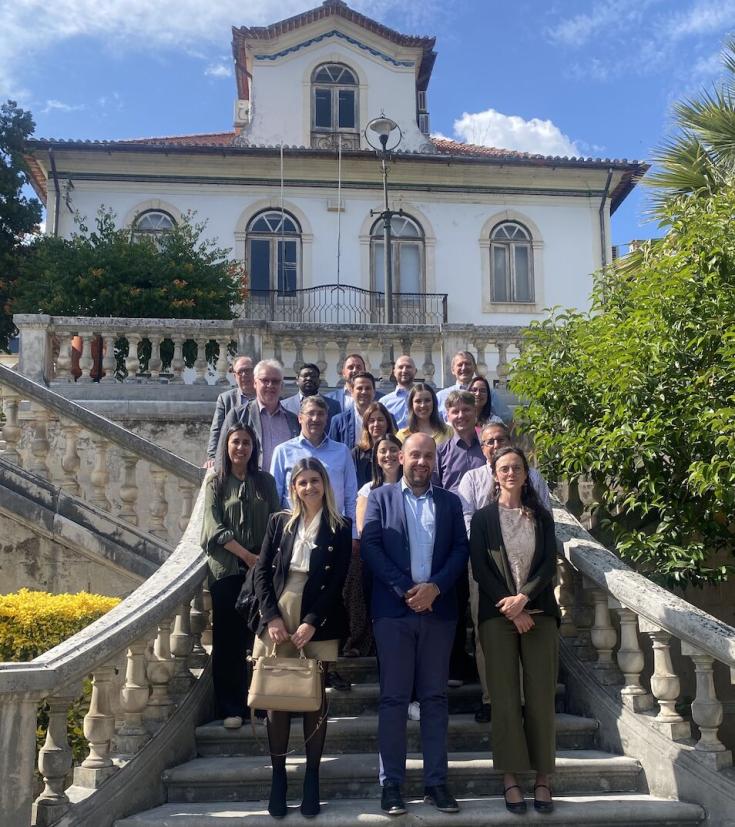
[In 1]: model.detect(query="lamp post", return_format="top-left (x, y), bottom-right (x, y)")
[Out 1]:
top-left (365, 116), bottom-right (403, 324)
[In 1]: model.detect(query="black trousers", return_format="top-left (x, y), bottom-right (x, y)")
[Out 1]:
top-left (210, 573), bottom-right (254, 719)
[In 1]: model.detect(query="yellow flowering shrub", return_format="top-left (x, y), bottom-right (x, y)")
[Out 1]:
top-left (0, 588), bottom-right (120, 662)
top-left (0, 589), bottom-right (121, 767)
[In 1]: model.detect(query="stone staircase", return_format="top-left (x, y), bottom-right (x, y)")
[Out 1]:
top-left (115, 656), bottom-right (704, 826)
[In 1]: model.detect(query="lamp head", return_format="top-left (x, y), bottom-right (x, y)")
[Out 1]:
top-left (365, 115), bottom-right (402, 153)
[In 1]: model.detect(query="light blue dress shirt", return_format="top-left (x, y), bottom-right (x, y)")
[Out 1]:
top-left (400, 478), bottom-right (436, 584)
top-left (270, 434), bottom-right (358, 537)
top-left (381, 386), bottom-right (411, 429)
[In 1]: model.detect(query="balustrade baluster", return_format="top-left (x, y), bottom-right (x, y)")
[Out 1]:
top-left (496, 341), bottom-right (509, 389)
top-left (335, 338), bottom-right (348, 386)
top-left (170, 601), bottom-right (195, 696)
top-left (170, 334), bottom-right (185, 384)
top-left (59, 421), bottom-right (81, 495)
top-left (680, 642), bottom-right (733, 768)
top-left (201, 586), bottom-right (213, 647)
top-left (125, 334), bottom-right (141, 382)
top-left (100, 333), bottom-right (118, 383)
top-left (178, 480), bottom-right (194, 533)
top-left (292, 339), bottom-right (304, 380)
top-left (149, 468), bottom-right (169, 538)
top-left (148, 333), bottom-right (163, 381)
top-left (28, 403), bottom-right (51, 479)
top-left (33, 692), bottom-right (76, 826)
top-left (215, 338), bottom-right (230, 385)
top-left (613, 605), bottom-right (653, 711)
top-left (145, 621), bottom-right (176, 725)
top-left (570, 571), bottom-right (595, 659)
top-left (89, 435), bottom-right (111, 510)
top-left (589, 587), bottom-right (621, 683)
top-left (639, 620), bottom-right (690, 739)
top-left (188, 584), bottom-right (208, 668)
top-left (359, 336), bottom-right (373, 374)
top-left (76, 662), bottom-right (117, 787)
top-left (77, 331), bottom-right (95, 383)
top-left (118, 450), bottom-right (139, 525)
top-left (475, 340), bottom-right (488, 378)
top-left (55, 333), bottom-right (73, 382)
top-left (193, 337), bottom-right (208, 384)
top-left (554, 557), bottom-right (577, 638)
top-left (1, 390), bottom-right (22, 465)
top-left (115, 639), bottom-right (151, 756)
top-left (421, 337), bottom-right (436, 386)
top-left (379, 341), bottom-right (393, 390)
top-left (316, 340), bottom-right (328, 383)
top-left (273, 337), bottom-right (282, 367)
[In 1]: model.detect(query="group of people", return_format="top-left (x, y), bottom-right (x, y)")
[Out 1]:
top-left (200, 349), bottom-right (559, 818)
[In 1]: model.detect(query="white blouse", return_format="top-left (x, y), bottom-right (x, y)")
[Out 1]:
top-left (498, 505), bottom-right (536, 592)
top-left (289, 509), bottom-right (323, 573)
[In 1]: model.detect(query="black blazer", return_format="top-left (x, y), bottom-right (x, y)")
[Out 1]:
top-left (253, 511), bottom-right (351, 640)
top-left (469, 501), bottom-right (560, 625)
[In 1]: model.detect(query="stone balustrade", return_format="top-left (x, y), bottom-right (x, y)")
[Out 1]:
top-left (0, 363), bottom-right (203, 543)
top-left (0, 481), bottom-right (210, 827)
top-left (553, 492), bottom-right (735, 786)
top-left (14, 313), bottom-right (525, 390)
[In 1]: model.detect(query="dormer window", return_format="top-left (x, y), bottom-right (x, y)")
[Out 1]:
top-left (311, 63), bottom-right (359, 149)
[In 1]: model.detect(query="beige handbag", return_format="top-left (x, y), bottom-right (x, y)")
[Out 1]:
top-left (248, 645), bottom-right (323, 712)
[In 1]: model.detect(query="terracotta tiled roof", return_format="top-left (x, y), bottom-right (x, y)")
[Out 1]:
top-left (235, 0), bottom-right (435, 51)
top-left (115, 131), bottom-right (238, 147)
top-left (431, 138), bottom-right (533, 160)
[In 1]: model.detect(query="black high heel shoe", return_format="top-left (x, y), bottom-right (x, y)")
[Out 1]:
top-left (268, 767), bottom-right (288, 819)
top-left (533, 783), bottom-right (554, 813)
top-left (503, 785), bottom-right (527, 815)
top-left (300, 767), bottom-right (320, 818)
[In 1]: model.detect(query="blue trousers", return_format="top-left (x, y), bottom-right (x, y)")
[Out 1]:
top-left (373, 613), bottom-right (455, 787)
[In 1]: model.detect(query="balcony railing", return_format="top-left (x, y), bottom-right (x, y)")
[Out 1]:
top-left (242, 284), bottom-right (448, 326)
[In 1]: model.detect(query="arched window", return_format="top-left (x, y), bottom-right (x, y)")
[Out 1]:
top-left (246, 210), bottom-right (301, 294)
top-left (312, 63), bottom-right (358, 135)
top-left (490, 222), bottom-right (534, 303)
top-left (370, 214), bottom-right (425, 294)
top-left (132, 209), bottom-right (175, 243)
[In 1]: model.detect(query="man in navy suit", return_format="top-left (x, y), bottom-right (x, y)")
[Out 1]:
top-left (361, 433), bottom-right (469, 816)
top-left (328, 371), bottom-right (376, 447)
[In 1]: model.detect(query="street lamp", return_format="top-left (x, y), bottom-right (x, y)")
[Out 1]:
top-left (365, 115), bottom-right (403, 324)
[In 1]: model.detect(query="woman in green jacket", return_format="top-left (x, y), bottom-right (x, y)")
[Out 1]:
top-left (469, 446), bottom-right (559, 816)
top-left (201, 421), bottom-right (280, 729)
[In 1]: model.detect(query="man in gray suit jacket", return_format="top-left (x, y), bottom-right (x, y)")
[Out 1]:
top-left (281, 363), bottom-right (340, 425)
top-left (205, 356), bottom-right (256, 466)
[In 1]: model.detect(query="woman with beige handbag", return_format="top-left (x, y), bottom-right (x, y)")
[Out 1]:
top-left (251, 457), bottom-right (351, 818)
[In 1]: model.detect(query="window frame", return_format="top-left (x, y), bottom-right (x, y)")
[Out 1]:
top-left (131, 209), bottom-right (176, 244)
top-left (311, 62), bottom-right (358, 134)
top-left (369, 214), bottom-right (426, 295)
top-left (489, 221), bottom-right (535, 304)
top-left (245, 209), bottom-right (302, 295)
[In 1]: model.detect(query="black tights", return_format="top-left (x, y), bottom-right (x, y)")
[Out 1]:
top-left (267, 667), bottom-right (329, 771)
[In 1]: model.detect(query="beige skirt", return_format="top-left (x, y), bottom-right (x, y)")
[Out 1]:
top-left (252, 570), bottom-right (339, 662)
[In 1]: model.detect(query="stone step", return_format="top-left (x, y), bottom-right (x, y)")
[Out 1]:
top-left (163, 750), bottom-right (642, 803)
top-left (321, 682), bottom-right (565, 716)
top-left (330, 656), bottom-right (379, 683)
top-left (196, 712), bottom-right (598, 757)
top-left (116, 795), bottom-right (705, 826)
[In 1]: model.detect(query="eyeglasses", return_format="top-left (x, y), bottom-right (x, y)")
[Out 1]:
top-left (257, 377), bottom-right (282, 386)
top-left (496, 464), bottom-right (524, 475)
top-left (235, 369), bottom-right (253, 376)
top-left (482, 437), bottom-right (508, 446)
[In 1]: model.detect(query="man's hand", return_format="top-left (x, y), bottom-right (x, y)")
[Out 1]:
top-left (291, 623), bottom-right (316, 649)
top-left (496, 593), bottom-right (528, 620)
top-left (512, 611), bottom-right (535, 634)
top-left (405, 582), bottom-right (440, 613)
top-left (267, 618), bottom-right (289, 644)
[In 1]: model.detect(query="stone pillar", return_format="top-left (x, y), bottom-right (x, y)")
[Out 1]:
top-left (118, 450), bottom-right (140, 526)
top-left (28, 404), bottom-right (51, 479)
top-left (495, 341), bottom-right (510, 389)
top-left (59, 421), bottom-right (82, 496)
top-left (76, 662), bottom-right (118, 788)
top-left (89, 435), bottom-right (111, 511)
top-left (178, 480), bottom-right (195, 534)
top-left (1, 391), bottom-right (22, 465)
top-left (148, 334), bottom-right (163, 381)
top-left (125, 334), bottom-right (141, 382)
top-left (170, 601), bottom-right (195, 696)
top-left (421, 337), bottom-right (436, 386)
top-left (55, 332), bottom-right (74, 383)
top-left (613, 605), bottom-right (653, 711)
top-left (639, 620), bottom-right (691, 739)
top-left (0, 693), bottom-right (41, 827)
top-left (215, 338), bottom-right (230, 386)
top-left (555, 557), bottom-right (577, 638)
top-left (15, 313), bottom-right (52, 383)
top-left (115, 639), bottom-right (151, 756)
top-left (188, 585), bottom-right (208, 669)
top-left (145, 621), bottom-right (176, 726)
top-left (34, 692), bottom-right (76, 827)
top-left (149, 468), bottom-right (169, 539)
top-left (100, 333), bottom-right (118, 383)
top-left (77, 330), bottom-right (95, 383)
top-left (193, 337), bottom-right (209, 385)
top-left (170, 334), bottom-right (185, 384)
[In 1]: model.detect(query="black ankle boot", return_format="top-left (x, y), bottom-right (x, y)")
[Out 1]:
top-left (268, 767), bottom-right (287, 819)
top-left (300, 767), bottom-right (320, 818)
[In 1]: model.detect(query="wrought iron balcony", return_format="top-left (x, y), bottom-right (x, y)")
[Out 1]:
top-left (242, 284), bottom-right (448, 325)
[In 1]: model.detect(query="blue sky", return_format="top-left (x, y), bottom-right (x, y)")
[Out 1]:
top-left (4, 0), bottom-right (734, 247)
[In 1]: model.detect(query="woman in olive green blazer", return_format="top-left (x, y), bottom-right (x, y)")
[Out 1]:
top-left (201, 421), bottom-right (280, 729)
top-left (469, 447), bottom-right (559, 816)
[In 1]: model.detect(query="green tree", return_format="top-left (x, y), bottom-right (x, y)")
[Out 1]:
top-left (511, 188), bottom-right (735, 587)
top-left (0, 100), bottom-right (42, 351)
top-left (13, 207), bottom-right (243, 319)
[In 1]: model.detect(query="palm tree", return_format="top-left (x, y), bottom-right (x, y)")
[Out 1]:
top-left (646, 36), bottom-right (735, 217)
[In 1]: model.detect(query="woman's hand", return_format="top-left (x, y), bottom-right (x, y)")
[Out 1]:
top-left (291, 623), bottom-right (316, 650)
top-left (496, 593), bottom-right (529, 620)
top-left (512, 611), bottom-right (535, 634)
top-left (267, 618), bottom-right (289, 644)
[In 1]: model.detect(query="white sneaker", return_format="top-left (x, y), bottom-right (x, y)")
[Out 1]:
top-left (223, 716), bottom-right (243, 729)
top-left (408, 701), bottom-right (421, 721)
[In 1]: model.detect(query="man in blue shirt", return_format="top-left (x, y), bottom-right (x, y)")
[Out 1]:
top-left (380, 355), bottom-right (416, 429)
top-left (362, 433), bottom-right (468, 817)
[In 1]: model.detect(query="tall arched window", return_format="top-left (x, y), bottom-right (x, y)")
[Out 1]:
top-left (311, 63), bottom-right (358, 148)
top-left (132, 209), bottom-right (175, 244)
top-left (370, 214), bottom-right (425, 294)
top-left (246, 210), bottom-right (301, 294)
top-left (490, 222), bottom-right (534, 303)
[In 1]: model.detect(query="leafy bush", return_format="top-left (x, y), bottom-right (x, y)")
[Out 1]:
top-left (511, 188), bottom-right (735, 588)
top-left (0, 588), bottom-right (121, 764)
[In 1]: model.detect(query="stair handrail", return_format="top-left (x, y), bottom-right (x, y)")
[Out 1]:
top-left (0, 363), bottom-right (203, 486)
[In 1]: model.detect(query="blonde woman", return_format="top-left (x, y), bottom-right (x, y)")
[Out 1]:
top-left (395, 383), bottom-right (453, 446)
top-left (252, 457), bottom-right (351, 818)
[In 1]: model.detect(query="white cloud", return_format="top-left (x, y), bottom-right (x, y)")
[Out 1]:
top-left (547, 0), bottom-right (657, 47)
top-left (664, 0), bottom-right (735, 40)
top-left (451, 108), bottom-right (580, 157)
top-left (0, 1), bottom-right (442, 99)
top-left (204, 62), bottom-right (232, 78)
top-left (41, 99), bottom-right (86, 114)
